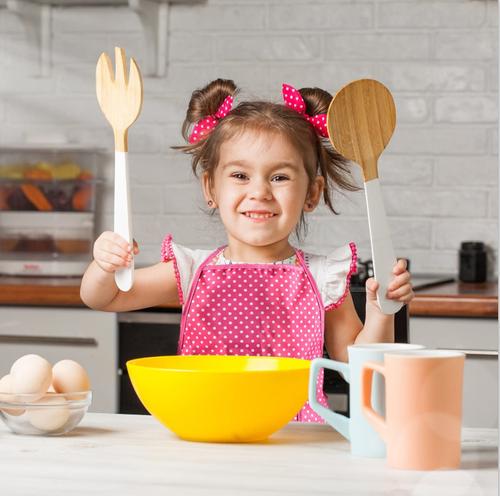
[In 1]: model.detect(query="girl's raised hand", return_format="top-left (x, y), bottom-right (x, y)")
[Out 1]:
top-left (365, 259), bottom-right (414, 309)
top-left (93, 231), bottom-right (139, 274)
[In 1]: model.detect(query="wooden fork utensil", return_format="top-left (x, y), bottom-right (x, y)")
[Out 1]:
top-left (327, 79), bottom-right (403, 315)
top-left (96, 47), bottom-right (143, 292)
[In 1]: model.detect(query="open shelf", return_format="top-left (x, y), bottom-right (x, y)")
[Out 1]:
top-left (2, 0), bottom-right (204, 77)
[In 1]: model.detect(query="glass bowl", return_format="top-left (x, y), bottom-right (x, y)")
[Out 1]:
top-left (0, 391), bottom-right (92, 436)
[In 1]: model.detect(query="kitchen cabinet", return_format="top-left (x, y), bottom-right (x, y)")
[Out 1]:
top-left (0, 306), bottom-right (117, 413)
top-left (409, 316), bottom-right (497, 428)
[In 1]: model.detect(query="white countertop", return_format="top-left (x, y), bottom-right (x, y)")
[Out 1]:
top-left (1, 413), bottom-right (497, 496)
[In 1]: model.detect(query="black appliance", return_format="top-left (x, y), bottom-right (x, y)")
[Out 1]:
top-left (118, 310), bottom-right (181, 414)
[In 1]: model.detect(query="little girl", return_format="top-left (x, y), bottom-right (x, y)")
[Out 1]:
top-left (80, 79), bottom-right (414, 422)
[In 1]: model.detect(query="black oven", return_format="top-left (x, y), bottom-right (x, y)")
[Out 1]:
top-left (118, 309), bottom-right (181, 414)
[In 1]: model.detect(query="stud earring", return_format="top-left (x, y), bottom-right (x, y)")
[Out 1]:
top-left (207, 200), bottom-right (213, 207)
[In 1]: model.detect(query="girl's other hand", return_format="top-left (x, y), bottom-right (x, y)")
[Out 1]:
top-left (365, 259), bottom-right (414, 307)
top-left (387, 259), bottom-right (414, 303)
top-left (93, 231), bottom-right (140, 274)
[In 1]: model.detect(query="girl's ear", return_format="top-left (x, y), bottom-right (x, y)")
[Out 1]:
top-left (202, 171), bottom-right (217, 207)
top-left (303, 175), bottom-right (325, 212)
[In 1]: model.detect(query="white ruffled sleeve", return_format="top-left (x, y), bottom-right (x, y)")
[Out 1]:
top-left (160, 234), bottom-right (211, 305)
top-left (306, 242), bottom-right (357, 311)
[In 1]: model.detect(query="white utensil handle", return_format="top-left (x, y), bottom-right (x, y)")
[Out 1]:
top-left (114, 151), bottom-right (134, 292)
top-left (364, 179), bottom-right (403, 315)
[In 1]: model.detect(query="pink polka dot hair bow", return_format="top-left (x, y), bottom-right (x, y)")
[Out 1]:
top-left (282, 83), bottom-right (328, 138)
top-left (188, 95), bottom-right (234, 143)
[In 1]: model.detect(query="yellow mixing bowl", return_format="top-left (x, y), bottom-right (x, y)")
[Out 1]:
top-left (126, 355), bottom-right (310, 443)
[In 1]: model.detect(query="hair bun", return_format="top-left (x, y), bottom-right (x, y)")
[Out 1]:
top-left (298, 87), bottom-right (333, 117)
top-left (182, 79), bottom-right (238, 141)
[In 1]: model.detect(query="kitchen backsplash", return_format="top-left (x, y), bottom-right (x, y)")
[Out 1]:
top-left (0, 0), bottom-right (497, 276)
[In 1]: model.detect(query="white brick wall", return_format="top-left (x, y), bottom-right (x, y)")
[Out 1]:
top-left (0, 0), bottom-right (497, 277)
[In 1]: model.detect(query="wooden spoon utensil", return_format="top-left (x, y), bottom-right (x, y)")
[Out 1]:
top-left (96, 47), bottom-right (143, 292)
top-left (327, 79), bottom-right (403, 315)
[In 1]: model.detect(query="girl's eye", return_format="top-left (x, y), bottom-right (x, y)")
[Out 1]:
top-left (271, 175), bottom-right (289, 182)
top-left (230, 172), bottom-right (248, 180)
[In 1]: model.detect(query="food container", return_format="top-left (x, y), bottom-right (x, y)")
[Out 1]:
top-left (459, 241), bottom-right (487, 283)
top-left (127, 355), bottom-right (310, 443)
top-left (0, 146), bottom-right (102, 276)
top-left (0, 390), bottom-right (92, 436)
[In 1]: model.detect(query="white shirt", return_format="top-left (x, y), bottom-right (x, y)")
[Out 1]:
top-left (161, 235), bottom-right (357, 311)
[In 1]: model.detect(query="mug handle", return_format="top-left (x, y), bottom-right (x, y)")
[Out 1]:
top-left (361, 361), bottom-right (387, 442)
top-left (309, 358), bottom-right (350, 440)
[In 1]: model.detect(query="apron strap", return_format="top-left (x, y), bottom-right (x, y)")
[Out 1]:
top-left (295, 248), bottom-right (326, 314)
top-left (202, 245), bottom-right (226, 267)
top-left (177, 245), bottom-right (224, 353)
top-left (295, 248), bottom-right (306, 266)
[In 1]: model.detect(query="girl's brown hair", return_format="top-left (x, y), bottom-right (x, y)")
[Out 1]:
top-left (174, 78), bottom-right (359, 237)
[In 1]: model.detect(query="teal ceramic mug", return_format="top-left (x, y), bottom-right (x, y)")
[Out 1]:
top-left (309, 343), bottom-right (424, 457)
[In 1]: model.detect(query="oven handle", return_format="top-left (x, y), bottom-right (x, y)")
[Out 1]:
top-left (117, 312), bottom-right (181, 325)
top-left (0, 335), bottom-right (97, 346)
top-left (437, 347), bottom-right (498, 358)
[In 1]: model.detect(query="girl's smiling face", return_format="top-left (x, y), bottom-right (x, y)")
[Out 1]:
top-left (203, 129), bottom-right (323, 260)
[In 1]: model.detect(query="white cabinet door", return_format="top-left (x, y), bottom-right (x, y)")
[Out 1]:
top-left (0, 307), bottom-right (117, 413)
top-left (463, 353), bottom-right (497, 428)
top-left (410, 316), bottom-right (498, 428)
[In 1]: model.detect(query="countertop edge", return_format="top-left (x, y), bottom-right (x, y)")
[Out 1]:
top-left (409, 295), bottom-right (498, 318)
top-left (0, 280), bottom-right (498, 318)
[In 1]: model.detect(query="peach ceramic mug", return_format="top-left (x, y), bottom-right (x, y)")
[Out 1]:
top-left (361, 349), bottom-right (465, 470)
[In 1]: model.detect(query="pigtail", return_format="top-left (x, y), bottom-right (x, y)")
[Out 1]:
top-left (174, 79), bottom-right (238, 177)
top-left (299, 87), bottom-right (360, 214)
top-left (180, 79), bottom-right (238, 143)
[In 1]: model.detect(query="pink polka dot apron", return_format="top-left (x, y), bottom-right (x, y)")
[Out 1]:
top-left (178, 246), bottom-right (328, 422)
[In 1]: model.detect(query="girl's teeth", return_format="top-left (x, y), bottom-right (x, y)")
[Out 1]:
top-left (245, 212), bottom-right (273, 219)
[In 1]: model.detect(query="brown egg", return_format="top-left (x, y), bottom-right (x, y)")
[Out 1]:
top-left (0, 374), bottom-right (11, 401)
top-left (10, 354), bottom-right (52, 400)
top-left (52, 360), bottom-right (90, 396)
top-left (27, 396), bottom-right (70, 432)
top-left (0, 374), bottom-right (25, 416)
